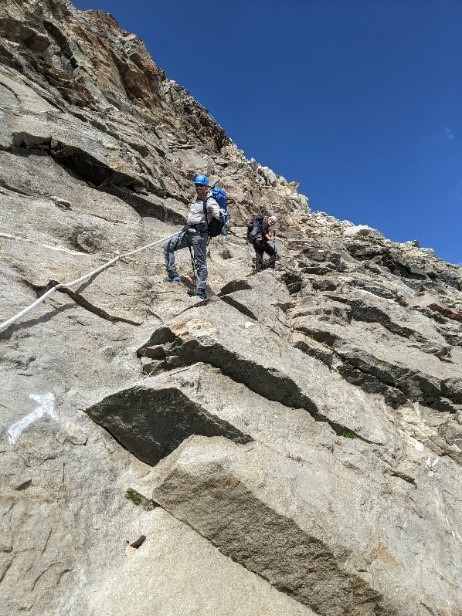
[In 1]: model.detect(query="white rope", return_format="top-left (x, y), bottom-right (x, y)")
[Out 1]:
top-left (0, 232), bottom-right (177, 333)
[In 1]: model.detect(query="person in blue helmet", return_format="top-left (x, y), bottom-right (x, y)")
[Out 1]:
top-left (164, 174), bottom-right (220, 300)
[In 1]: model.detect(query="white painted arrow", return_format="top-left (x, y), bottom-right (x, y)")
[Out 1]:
top-left (7, 393), bottom-right (58, 445)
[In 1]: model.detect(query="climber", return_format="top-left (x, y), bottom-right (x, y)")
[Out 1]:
top-left (164, 174), bottom-right (220, 300)
top-left (251, 215), bottom-right (277, 273)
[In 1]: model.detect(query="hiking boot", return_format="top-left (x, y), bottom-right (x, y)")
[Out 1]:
top-left (168, 274), bottom-right (181, 283)
top-left (187, 288), bottom-right (207, 300)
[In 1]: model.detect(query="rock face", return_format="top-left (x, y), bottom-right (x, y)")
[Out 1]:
top-left (1, 2), bottom-right (461, 615)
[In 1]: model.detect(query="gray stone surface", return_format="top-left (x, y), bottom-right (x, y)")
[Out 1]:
top-left (139, 298), bottom-right (395, 444)
top-left (81, 509), bottom-right (317, 616)
top-left (0, 1), bottom-right (461, 614)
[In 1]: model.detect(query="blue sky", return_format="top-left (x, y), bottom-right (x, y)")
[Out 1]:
top-left (72, 0), bottom-right (462, 265)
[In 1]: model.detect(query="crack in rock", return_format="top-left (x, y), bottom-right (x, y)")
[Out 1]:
top-left (99, 185), bottom-right (187, 223)
top-left (140, 330), bottom-right (373, 443)
top-left (10, 134), bottom-right (145, 191)
top-left (57, 286), bottom-right (142, 325)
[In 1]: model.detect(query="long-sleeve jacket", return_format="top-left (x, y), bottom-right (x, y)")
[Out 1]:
top-left (262, 220), bottom-right (274, 242)
top-left (187, 191), bottom-right (220, 225)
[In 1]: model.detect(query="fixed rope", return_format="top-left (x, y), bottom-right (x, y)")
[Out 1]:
top-left (0, 232), bottom-right (176, 334)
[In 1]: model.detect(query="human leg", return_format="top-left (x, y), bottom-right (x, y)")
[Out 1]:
top-left (254, 244), bottom-right (264, 272)
top-left (264, 242), bottom-right (277, 268)
top-left (164, 228), bottom-right (189, 279)
top-left (190, 232), bottom-right (208, 290)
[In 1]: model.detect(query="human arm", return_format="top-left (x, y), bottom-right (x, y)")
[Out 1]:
top-left (262, 222), bottom-right (274, 241)
top-left (206, 197), bottom-right (220, 220)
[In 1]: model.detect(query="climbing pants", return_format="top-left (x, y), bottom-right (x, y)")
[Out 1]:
top-left (164, 226), bottom-right (208, 289)
top-left (254, 241), bottom-right (276, 272)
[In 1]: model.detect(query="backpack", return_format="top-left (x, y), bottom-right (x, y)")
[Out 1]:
top-left (210, 187), bottom-right (227, 211)
top-left (203, 187), bottom-right (231, 237)
top-left (247, 213), bottom-right (264, 244)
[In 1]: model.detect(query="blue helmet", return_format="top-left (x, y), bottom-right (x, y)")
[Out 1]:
top-left (193, 174), bottom-right (209, 186)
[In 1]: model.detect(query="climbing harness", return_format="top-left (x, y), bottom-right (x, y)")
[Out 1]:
top-left (0, 231), bottom-right (177, 334)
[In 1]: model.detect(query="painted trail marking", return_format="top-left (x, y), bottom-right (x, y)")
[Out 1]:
top-left (7, 393), bottom-right (58, 445)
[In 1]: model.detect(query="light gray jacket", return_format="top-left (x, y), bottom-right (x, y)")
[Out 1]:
top-left (187, 191), bottom-right (220, 225)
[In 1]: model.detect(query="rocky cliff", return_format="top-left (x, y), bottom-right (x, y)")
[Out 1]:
top-left (1, 1), bottom-right (461, 615)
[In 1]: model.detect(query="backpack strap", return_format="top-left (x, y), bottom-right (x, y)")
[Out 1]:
top-left (202, 197), bottom-right (210, 227)
top-left (202, 197), bottom-right (211, 243)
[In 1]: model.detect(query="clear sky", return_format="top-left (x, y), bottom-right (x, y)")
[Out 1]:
top-left (72, 0), bottom-right (462, 265)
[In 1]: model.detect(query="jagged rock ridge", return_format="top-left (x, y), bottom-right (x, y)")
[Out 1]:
top-left (0, 1), bottom-right (461, 615)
